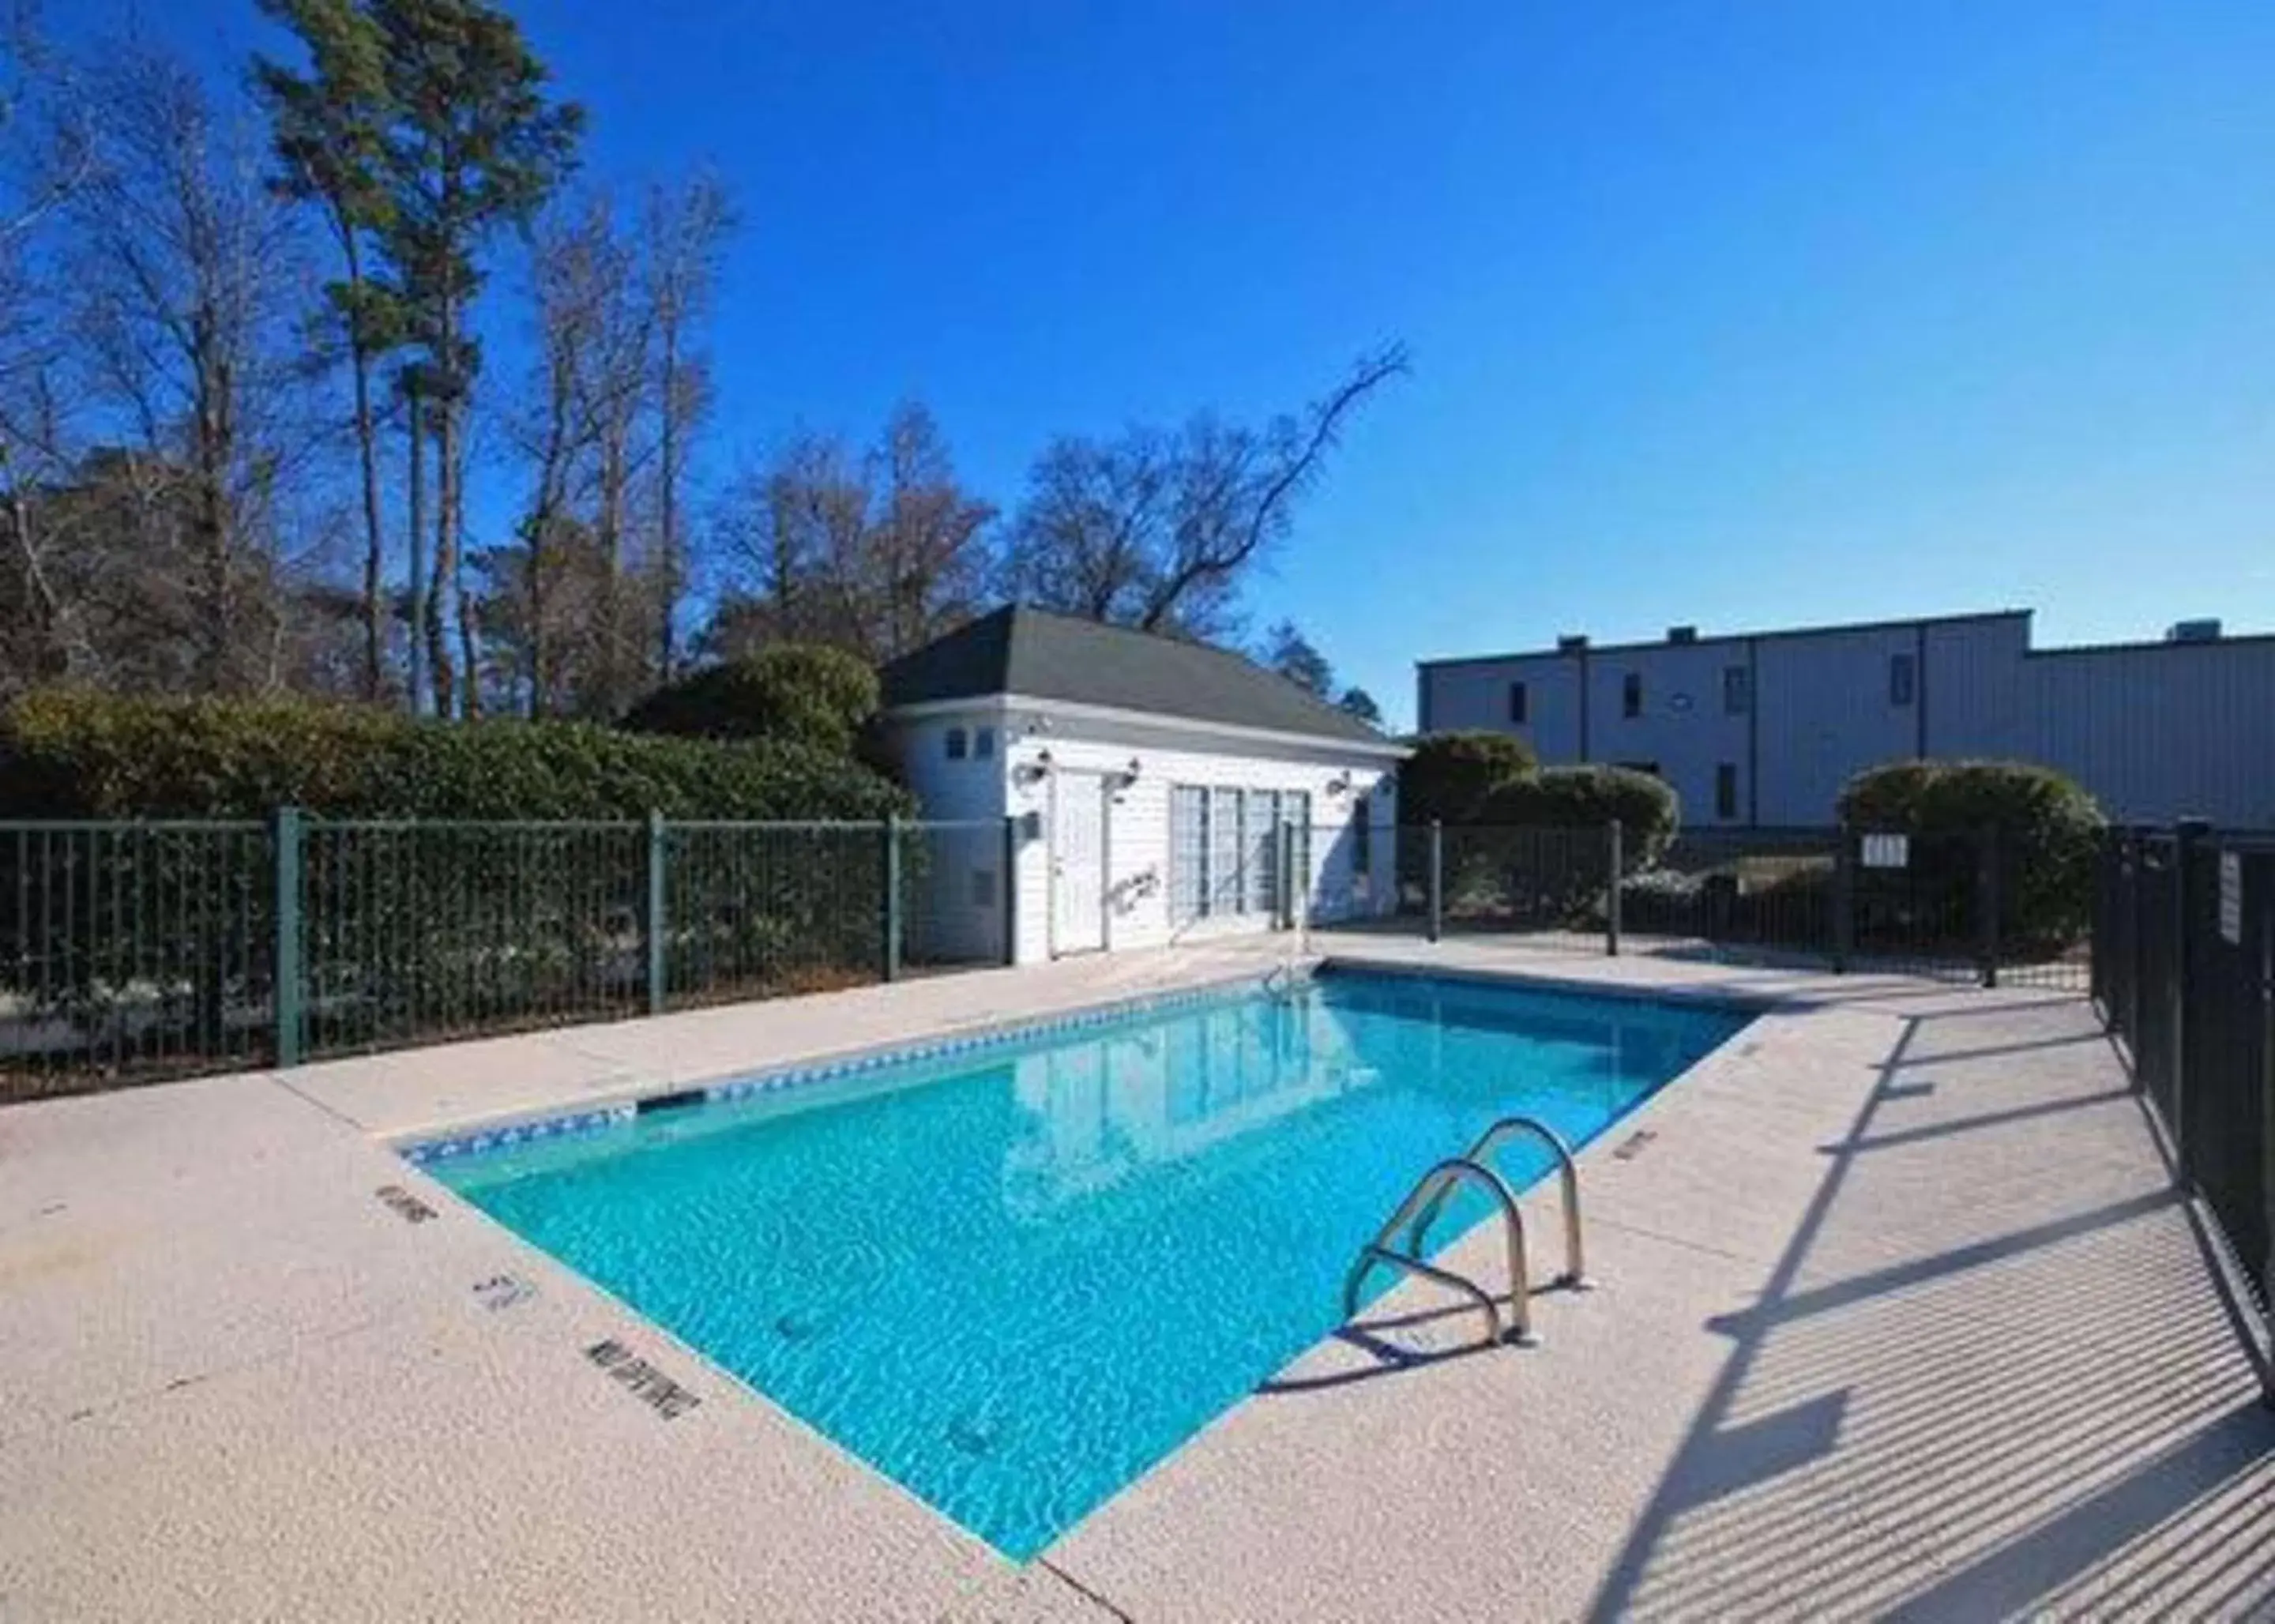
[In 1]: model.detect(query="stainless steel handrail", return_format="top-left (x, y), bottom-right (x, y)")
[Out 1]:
top-left (1344, 1245), bottom-right (1502, 1345)
top-left (1344, 1155), bottom-right (1539, 1346)
top-left (1407, 1115), bottom-right (1591, 1291)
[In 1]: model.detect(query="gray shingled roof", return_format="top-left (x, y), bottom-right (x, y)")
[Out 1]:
top-left (880, 605), bottom-right (1390, 746)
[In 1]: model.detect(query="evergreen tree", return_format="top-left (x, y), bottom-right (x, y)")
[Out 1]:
top-left (367, 0), bottom-right (582, 716)
top-left (254, 0), bottom-right (406, 703)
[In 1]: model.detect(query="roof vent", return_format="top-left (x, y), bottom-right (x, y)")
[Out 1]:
top-left (2166, 618), bottom-right (2222, 644)
top-left (1556, 633), bottom-right (1589, 652)
top-left (1667, 625), bottom-right (1698, 644)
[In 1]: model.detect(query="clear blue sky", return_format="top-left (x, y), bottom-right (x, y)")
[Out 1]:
top-left (123, 1), bottom-right (2275, 724)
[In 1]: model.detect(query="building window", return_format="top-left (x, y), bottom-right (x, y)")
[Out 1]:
top-left (1889, 652), bottom-right (1916, 707)
top-left (1351, 794), bottom-right (1372, 878)
top-left (1286, 791), bottom-right (1312, 919)
top-left (1507, 681), bottom-right (1528, 724)
top-left (1243, 789), bottom-right (1280, 915)
top-left (1172, 783), bottom-right (1318, 925)
top-left (973, 726), bottom-right (996, 760)
top-left (944, 726), bottom-right (968, 760)
top-left (1723, 665), bottom-right (1750, 714)
top-left (1209, 787), bottom-right (1244, 918)
top-left (1171, 787), bottom-right (1207, 924)
top-left (1623, 671), bottom-right (1642, 718)
top-left (1716, 763), bottom-right (1739, 821)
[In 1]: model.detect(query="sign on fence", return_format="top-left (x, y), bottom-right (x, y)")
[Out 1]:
top-left (2219, 850), bottom-right (2243, 945)
top-left (1861, 833), bottom-right (1909, 870)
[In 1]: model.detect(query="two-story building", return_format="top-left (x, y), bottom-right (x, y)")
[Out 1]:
top-left (1417, 610), bottom-right (2275, 828)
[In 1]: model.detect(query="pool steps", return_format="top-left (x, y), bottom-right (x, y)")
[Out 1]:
top-left (1342, 1115), bottom-right (1590, 1348)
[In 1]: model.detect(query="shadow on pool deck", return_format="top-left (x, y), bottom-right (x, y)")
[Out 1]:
top-left (1259, 1276), bottom-right (1603, 1394)
top-left (1581, 1008), bottom-right (2275, 1622)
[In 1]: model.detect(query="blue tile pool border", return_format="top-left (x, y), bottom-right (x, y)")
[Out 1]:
top-left (395, 970), bottom-right (1289, 1167)
top-left (393, 957), bottom-right (1764, 1170)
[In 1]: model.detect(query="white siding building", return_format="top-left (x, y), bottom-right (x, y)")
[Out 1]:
top-left (883, 607), bottom-right (1406, 964)
top-left (1418, 611), bottom-right (2275, 829)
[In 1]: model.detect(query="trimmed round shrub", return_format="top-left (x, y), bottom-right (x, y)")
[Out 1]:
top-left (622, 645), bottom-right (879, 755)
top-left (1480, 765), bottom-right (1680, 867)
top-left (0, 689), bottom-right (913, 821)
top-left (1398, 731), bottom-right (1538, 825)
top-left (1837, 757), bottom-right (2104, 949)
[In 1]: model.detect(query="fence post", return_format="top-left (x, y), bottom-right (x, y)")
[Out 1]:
top-left (1832, 833), bottom-right (1855, 975)
top-left (646, 810), bottom-right (667, 1017)
top-left (881, 814), bottom-right (903, 983)
top-left (2172, 818), bottom-right (2209, 1181)
top-left (2125, 830), bottom-right (2145, 1054)
top-left (1977, 826), bottom-right (2001, 989)
top-left (2259, 880), bottom-right (2275, 1351)
top-left (1428, 820), bottom-right (1444, 944)
top-left (1001, 814), bottom-right (1020, 967)
top-left (1604, 819), bottom-right (1623, 957)
top-left (272, 806), bottom-right (303, 1067)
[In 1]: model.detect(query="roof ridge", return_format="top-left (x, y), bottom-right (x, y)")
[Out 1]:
top-left (884, 602), bottom-right (1390, 746)
top-left (1002, 603), bottom-right (1367, 720)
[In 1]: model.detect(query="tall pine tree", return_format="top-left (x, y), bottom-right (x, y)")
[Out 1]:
top-left (254, 0), bottom-right (405, 704)
top-left (367, 0), bottom-right (581, 717)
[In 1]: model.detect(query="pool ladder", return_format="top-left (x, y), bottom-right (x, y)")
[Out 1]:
top-left (1341, 1115), bottom-right (1591, 1348)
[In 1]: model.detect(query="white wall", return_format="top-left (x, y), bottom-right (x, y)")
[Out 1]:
top-left (998, 714), bottom-right (1399, 964)
top-left (892, 712), bottom-right (1010, 823)
top-left (886, 711), bottom-right (1011, 964)
top-left (890, 704), bottom-right (1402, 965)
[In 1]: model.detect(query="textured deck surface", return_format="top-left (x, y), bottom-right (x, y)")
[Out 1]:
top-left (2, 934), bottom-right (2268, 1621)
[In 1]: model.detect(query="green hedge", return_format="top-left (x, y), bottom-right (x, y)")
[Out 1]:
top-left (1398, 731), bottom-right (1538, 825)
top-left (1480, 765), bottom-right (1680, 866)
top-left (622, 644), bottom-right (880, 756)
top-left (1837, 757), bottom-right (2104, 948)
top-left (0, 690), bottom-right (913, 821)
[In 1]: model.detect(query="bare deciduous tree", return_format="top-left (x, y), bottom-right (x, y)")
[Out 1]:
top-left (67, 37), bottom-right (326, 693)
top-left (641, 170), bottom-right (730, 684)
top-left (1000, 347), bottom-right (1407, 640)
top-left (705, 403), bottom-right (995, 664)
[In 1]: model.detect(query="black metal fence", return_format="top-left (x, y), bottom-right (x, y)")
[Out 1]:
top-left (2095, 825), bottom-right (2273, 1317)
top-left (1393, 821), bottom-right (2092, 991)
top-left (2, 814), bottom-right (1015, 1100)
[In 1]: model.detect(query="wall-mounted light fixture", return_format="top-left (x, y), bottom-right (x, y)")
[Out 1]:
top-left (1113, 756), bottom-right (1143, 791)
top-left (1013, 748), bottom-right (1055, 788)
top-left (1325, 770), bottom-right (1354, 797)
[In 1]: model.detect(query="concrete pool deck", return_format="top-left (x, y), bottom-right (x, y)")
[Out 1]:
top-left (2, 937), bottom-right (2269, 1620)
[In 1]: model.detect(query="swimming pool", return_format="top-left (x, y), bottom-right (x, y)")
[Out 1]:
top-left (424, 968), bottom-right (1750, 1558)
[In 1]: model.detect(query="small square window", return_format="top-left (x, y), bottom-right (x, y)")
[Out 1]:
top-left (1723, 665), bottom-right (1750, 715)
top-left (1507, 681), bottom-right (1528, 724)
top-left (973, 726), bottom-right (996, 760)
top-left (1623, 671), bottom-right (1643, 719)
top-left (945, 727), bottom-right (968, 760)
top-left (1889, 653), bottom-right (1916, 707)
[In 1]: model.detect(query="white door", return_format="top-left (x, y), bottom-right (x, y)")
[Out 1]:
top-left (1051, 772), bottom-right (1108, 956)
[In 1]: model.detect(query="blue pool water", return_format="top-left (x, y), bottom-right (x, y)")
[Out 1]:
top-left (429, 971), bottom-right (1748, 1558)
